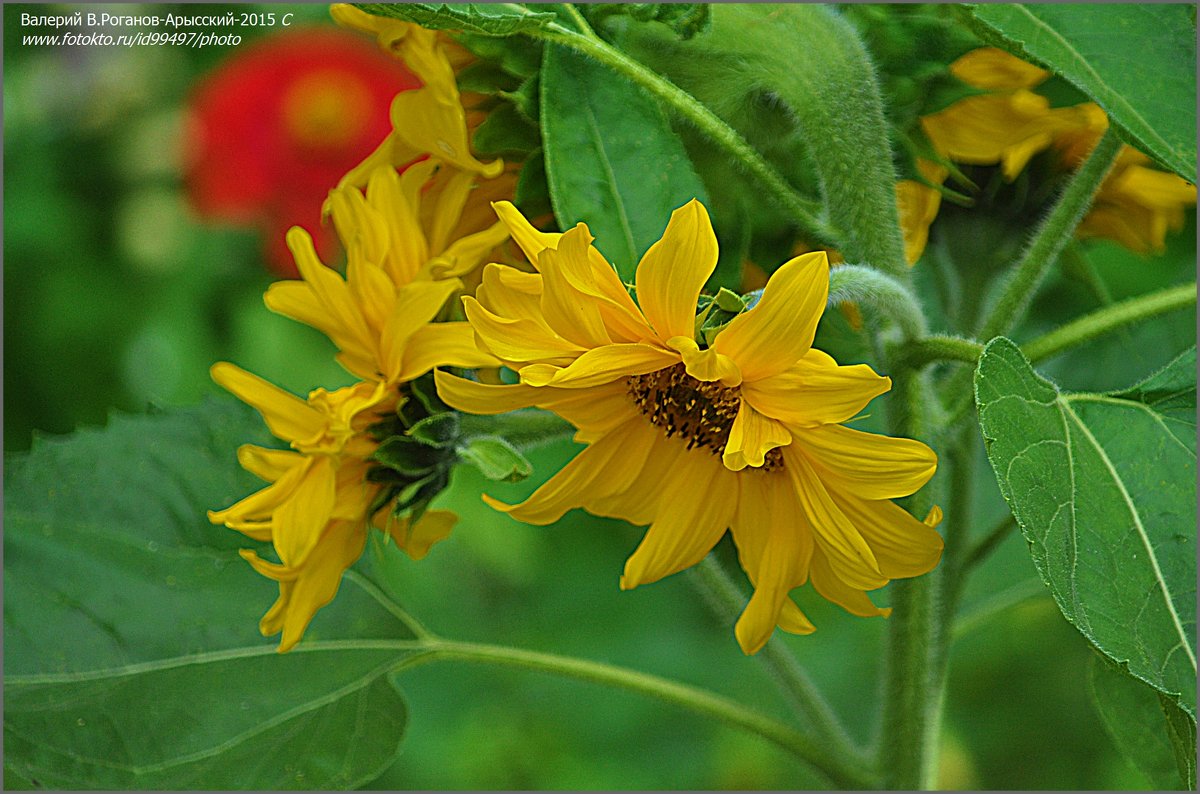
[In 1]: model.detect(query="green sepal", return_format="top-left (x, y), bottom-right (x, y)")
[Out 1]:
top-left (585, 3), bottom-right (711, 40)
top-left (455, 30), bottom-right (544, 78)
top-left (457, 435), bottom-right (534, 482)
top-left (372, 436), bottom-right (444, 477)
top-left (406, 412), bottom-right (461, 449)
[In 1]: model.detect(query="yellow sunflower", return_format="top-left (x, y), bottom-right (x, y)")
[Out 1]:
top-left (331, 3), bottom-right (504, 185)
top-left (263, 160), bottom-right (504, 384)
top-left (905, 47), bottom-right (1196, 259)
top-left (208, 364), bottom-right (457, 651)
top-left (437, 200), bottom-right (942, 654)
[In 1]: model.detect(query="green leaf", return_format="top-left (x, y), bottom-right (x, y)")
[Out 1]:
top-left (1089, 653), bottom-right (1194, 790)
top-left (975, 339), bottom-right (1197, 717)
top-left (457, 435), bottom-right (533, 482)
top-left (4, 399), bottom-right (418, 788)
top-left (357, 3), bottom-right (559, 37)
top-left (540, 43), bottom-right (708, 280)
top-left (963, 4), bottom-right (1197, 179)
top-left (471, 102), bottom-right (542, 158)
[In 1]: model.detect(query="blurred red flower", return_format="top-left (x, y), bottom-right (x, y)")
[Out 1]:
top-left (184, 27), bottom-right (419, 277)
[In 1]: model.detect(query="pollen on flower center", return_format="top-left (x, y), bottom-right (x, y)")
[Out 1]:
top-left (627, 363), bottom-right (783, 470)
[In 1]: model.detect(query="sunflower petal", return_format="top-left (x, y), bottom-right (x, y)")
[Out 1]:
top-left (620, 450), bottom-right (734, 589)
top-left (272, 456), bottom-right (337, 568)
top-left (398, 322), bottom-right (498, 382)
top-left (635, 200), bottom-right (718, 342)
top-left (723, 399), bottom-right (792, 471)
top-left (829, 492), bottom-right (944, 579)
top-left (794, 423), bottom-right (937, 500)
top-left (809, 547), bottom-right (891, 618)
top-left (742, 348), bottom-right (891, 427)
top-left (211, 362), bottom-right (324, 446)
top-left (712, 251), bottom-right (829, 382)
top-left (462, 295), bottom-right (586, 364)
top-left (485, 419), bottom-right (651, 525)
top-left (519, 344), bottom-right (678, 389)
top-left (784, 448), bottom-right (885, 590)
top-left (538, 224), bottom-right (613, 347)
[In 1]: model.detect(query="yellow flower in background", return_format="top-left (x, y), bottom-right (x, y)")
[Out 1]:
top-left (208, 364), bottom-right (456, 651)
top-left (265, 160), bottom-right (504, 384)
top-left (437, 200), bottom-right (942, 654)
top-left (905, 47), bottom-right (1196, 260)
top-left (331, 3), bottom-right (504, 185)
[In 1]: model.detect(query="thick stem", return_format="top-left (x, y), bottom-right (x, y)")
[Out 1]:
top-left (901, 335), bottom-right (983, 368)
top-left (1024, 282), bottom-right (1196, 363)
top-left (878, 367), bottom-right (946, 790)
top-left (829, 264), bottom-right (928, 341)
top-left (688, 555), bottom-right (870, 770)
top-left (419, 638), bottom-right (881, 789)
top-left (976, 126), bottom-right (1123, 342)
top-left (527, 21), bottom-right (837, 248)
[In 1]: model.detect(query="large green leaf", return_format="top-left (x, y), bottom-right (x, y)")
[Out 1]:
top-left (975, 339), bottom-right (1197, 716)
top-left (540, 44), bottom-right (708, 280)
top-left (4, 400), bottom-right (418, 788)
top-left (964, 4), bottom-right (1197, 179)
top-left (356, 3), bottom-right (559, 36)
top-left (1090, 653), bottom-right (1195, 790)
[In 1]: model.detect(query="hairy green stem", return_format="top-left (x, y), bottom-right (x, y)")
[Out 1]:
top-left (1024, 282), bottom-right (1197, 363)
top-left (525, 16), bottom-right (837, 248)
top-left (901, 334), bottom-right (983, 368)
top-left (976, 126), bottom-right (1123, 342)
top-left (829, 264), bottom-right (928, 340)
top-left (879, 366), bottom-right (946, 790)
top-left (415, 638), bottom-right (880, 789)
top-left (459, 407), bottom-right (576, 451)
top-left (688, 555), bottom-right (871, 771)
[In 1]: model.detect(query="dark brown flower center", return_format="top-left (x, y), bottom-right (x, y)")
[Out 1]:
top-left (627, 363), bottom-right (783, 470)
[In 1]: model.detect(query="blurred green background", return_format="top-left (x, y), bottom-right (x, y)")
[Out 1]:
top-left (4, 3), bottom-right (1193, 789)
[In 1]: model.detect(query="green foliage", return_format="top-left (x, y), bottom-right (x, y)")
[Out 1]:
top-left (4, 399), bottom-right (416, 788)
top-left (357, 2), bottom-right (560, 36)
top-left (1089, 653), bottom-right (1195, 789)
top-left (540, 43), bottom-right (708, 279)
top-left (975, 339), bottom-right (1197, 717)
top-left (584, 4), bottom-right (711, 40)
top-left (963, 3), bottom-right (1197, 179)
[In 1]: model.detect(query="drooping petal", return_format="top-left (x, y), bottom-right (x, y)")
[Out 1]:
top-left (264, 519), bottom-right (368, 652)
top-left (742, 348), bottom-right (891, 427)
top-left (792, 423), bottom-right (937, 501)
top-left (397, 322), bottom-right (498, 382)
top-left (669, 336), bottom-right (742, 387)
top-left (519, 344), bottom-right (678, 389)
top-left (381, 508), bottom-right (457, 560)
top-left (462, 295), bottom-right (586, 365)
top-left (620, 449), bottom-right (735, 589)
top-left (809, 547), bottom-right (891, 619)
top-left (491, 199), bottom-right (561, 267)
top-left (712, 251), bottom-right (829, 383)
top-left (723, 398), bottom-right (792, 471)
top-left (272, 455), bottom-right (337, 568)
top-left (783, 447), bottom-right (885, 591)
top-left (236, 445), bottom-right (304, 482)
top-left (427, 167), bottom-right (477, 254)
top-left (379, 278), bottom-right (463, 381)
top-left (537, 224), bottom-right (613, 348)
top-left (485, 418), bottom-right (652, 525)
top-left (435, 370), bottom-right (542, 414)
top-left (731, 471), bottom-right (815, 653)
top-left (211, 362), bottom-right (325, 447)
top-left (587, 426), bottom-right (684, 526)
top-left (208, 457), bottom-right (309, 527)
top-left (476, 263), bottom-right (544, 320)
top-left (370, 161), bottom-right (431, 285)
top-left (426, 220), bottom-right (511, 281)
top-left (634, 200), bottom-right (718, 343)
top-left (828, 492), bottom-right (944, 579)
